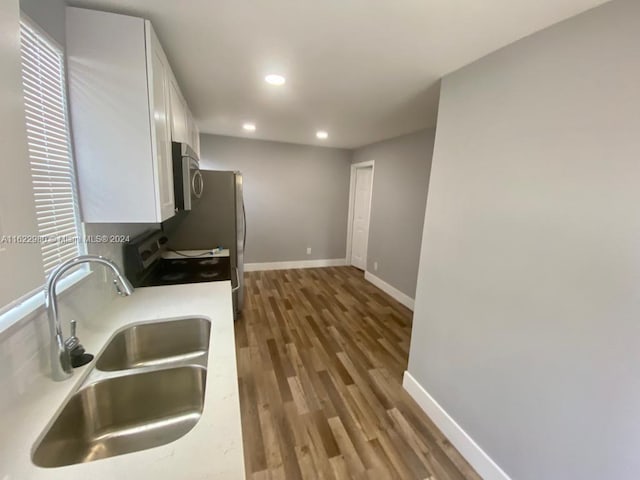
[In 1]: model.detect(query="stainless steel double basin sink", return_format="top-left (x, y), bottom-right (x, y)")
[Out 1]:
top-left (31, 317), bottom-right (211, 468)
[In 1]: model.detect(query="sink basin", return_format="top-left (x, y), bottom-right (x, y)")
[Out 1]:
top-left (96, 317), bottom-right (210, 371)
top-left (32, 317), bottom-right (213, 468)
top-left (32, 365), bottom-right (207, 468)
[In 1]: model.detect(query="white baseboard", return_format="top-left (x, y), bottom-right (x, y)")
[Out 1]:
top-left (403, 371), bottom-right (512, 480)
top-left (244, 258), bottom-right (347, 272)
top-left (364, 271), bottom-right (415, 310)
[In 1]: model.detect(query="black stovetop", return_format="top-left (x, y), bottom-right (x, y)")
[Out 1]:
top-left (135, 256), bottom-right (231, 287)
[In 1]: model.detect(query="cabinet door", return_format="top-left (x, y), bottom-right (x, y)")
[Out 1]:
top-left (193, 121), bottom-right (201, 158)
top-left (185, 109), bottom-right (200, 156)
top-left (68, 9), bottom-right (158, 222)
top-left (193, 120), bottom-right (200, 158)
top-left (169, 77), bottom-right (188, 143)
top-left (148, 28), bottom-right (175, 221)
top-left (187, 112), bottom-right (195, 150)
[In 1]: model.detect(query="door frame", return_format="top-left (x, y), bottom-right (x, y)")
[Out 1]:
top-left (346, 160), bottom-right (375, 268)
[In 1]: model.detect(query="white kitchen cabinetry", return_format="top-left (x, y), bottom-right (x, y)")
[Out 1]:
top-left (194, 122), bottom-right (201, 157)
top-left (169, 76), bottom-right (188, 145)
top-left (66, 8), bottom-right (176, 223)
top-left (148, 28), bottom-right (175, 221)
top-left (187, 112), bottom-right (201, 158)
top-left (168, 73), bottom-right (200, 158)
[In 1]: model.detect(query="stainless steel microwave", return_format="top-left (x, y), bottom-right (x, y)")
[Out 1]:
top-left (172, 142), bottom-right (203, 211)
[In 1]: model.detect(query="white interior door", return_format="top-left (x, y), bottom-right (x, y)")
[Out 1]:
top-left (350, 166), bottom-right (373, 270)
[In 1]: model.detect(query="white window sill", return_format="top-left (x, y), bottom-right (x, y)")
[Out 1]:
top-left (0, 268), bottom-right (92, 338)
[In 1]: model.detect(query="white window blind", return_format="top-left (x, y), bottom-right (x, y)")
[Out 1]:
top-left (19, 18), bottom-right (85, 277)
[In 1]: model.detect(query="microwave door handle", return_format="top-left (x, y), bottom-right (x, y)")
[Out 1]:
top-left (192, 170), bottom-right (204, 198)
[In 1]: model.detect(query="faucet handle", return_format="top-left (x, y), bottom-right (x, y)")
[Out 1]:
top-left (113, 278), bottom-right (125, 296)
top-left (65, 320), bottom-right (79, 351)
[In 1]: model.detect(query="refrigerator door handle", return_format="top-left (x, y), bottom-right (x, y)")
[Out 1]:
top-left (232, 267), bottom-right (240, 292)
top-left (242, 200), bottom-right (247, 250)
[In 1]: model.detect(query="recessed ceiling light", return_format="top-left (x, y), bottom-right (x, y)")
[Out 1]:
top-left (243, 123), bottom-right (256, 132)
top-left (316, 130), bottom-right (328, 139)
top-left (265, 74), bottom-right (286, 86)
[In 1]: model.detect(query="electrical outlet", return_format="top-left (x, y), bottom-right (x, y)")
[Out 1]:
top-left (306, 247), bottom-right (312, 255)
top-left (373, 261), bottom-right (378, 271)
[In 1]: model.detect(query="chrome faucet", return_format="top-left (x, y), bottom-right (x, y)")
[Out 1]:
top-left (45, 255), bottom-right (134, 381)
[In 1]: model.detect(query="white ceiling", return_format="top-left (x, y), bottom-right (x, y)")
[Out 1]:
top-left (69, 0), bottom-right (610, 148)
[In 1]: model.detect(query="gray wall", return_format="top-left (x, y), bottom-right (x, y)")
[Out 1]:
top-left (408, 1), bottom-right (640, 479)
top-left (200, 134), bottom-right (351, 264)
top-left (352, 129), bottom-right (434, 298)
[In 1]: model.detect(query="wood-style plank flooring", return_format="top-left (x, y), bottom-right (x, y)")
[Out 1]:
top-left (235, 267), bottom-right (480, 480)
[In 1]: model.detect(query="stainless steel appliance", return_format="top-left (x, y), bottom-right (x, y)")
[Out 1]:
top-left (165, 171), bottom-right (245, 317)
top-left (172, 142), bottom-right (203, 211)
top-left (123, 230), bottom-right (231, 287)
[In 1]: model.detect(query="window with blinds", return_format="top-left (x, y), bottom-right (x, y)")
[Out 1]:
top-left (19, 17), bottom-right (85, 277)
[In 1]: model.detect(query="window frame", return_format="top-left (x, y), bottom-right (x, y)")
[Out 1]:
top-left (0, 14), bottom-right (91, 336)
top-left (20, 14), bottom-right (88, 272)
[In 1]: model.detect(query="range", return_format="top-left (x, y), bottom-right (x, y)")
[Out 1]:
top-left (123, 231), bottom-right (231, 288)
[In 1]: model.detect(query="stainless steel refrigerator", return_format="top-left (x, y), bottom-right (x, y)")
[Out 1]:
top-left (165, 171), bottom-right (245, 316)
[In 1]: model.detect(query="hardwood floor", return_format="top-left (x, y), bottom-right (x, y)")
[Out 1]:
top-left (235, 267), bottom-right (480, 480)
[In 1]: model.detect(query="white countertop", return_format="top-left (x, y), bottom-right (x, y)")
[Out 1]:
top-left (162, 249), bottom-right (230, 259)
top-left (0, 282), bottom-right (245, 480)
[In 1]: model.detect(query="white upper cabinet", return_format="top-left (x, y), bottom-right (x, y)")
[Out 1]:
top-left (66, 7), bottom-right (196, 223)
top-left (186, 111), bottom-right (201, 158)
top-left (147, 27), bottom-right (175, 222)
top-left (168, 72), bottom-right (200, 157)
top-left (168, 75), bottom-right (188, 145)
top-left (193, 121), bottom-right (201, 158)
